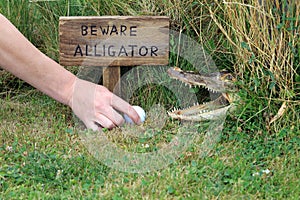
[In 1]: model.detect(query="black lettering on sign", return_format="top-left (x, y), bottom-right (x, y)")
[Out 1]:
top-left (91, 25), bottom-right (97, 36)
top-left (139, 46), bottom-right (148, 56)
top-left (103, 45), bottom-right (106, 56)
top-left (110, 25), bottom-right (118, 35)
top-left (86, 45), bottom-right (92, 56)
top-left (120, 25), bottom-right (127, 36)
top-left (151, 46), bottom-right (158, 56)
top-left (99, 26), bottom-right (109, 35)
top-left (128, 44), bottom-right (137, 57)
top-left (80, 24), bottom-right (138, 36)
top-left (73, 44), bottom-right (160, 57)
top-left (94, 44), bottom-right (101, 56)
top-left (81, 25), bottom-right (88, 36)
top-left (108, 45), bottom-right (116, 57)
top-left (74, 44), bottom-right (83, 56)
top-left (118, 45), bottom-right (128, 56)
top-left (130, 26), bottom-right (137, 36)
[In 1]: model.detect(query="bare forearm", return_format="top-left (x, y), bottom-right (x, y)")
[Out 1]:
top-left (0, 14), bottom-right (76, 105)
top-left (0, 14), bottom-right (142, 129)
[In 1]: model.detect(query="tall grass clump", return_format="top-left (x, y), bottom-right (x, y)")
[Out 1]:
top-left (0, 0), bottom-right (42, 45)
top-left (197, 0), bottom-right (299, 133)
top-left (0, 1), bottom-right (43, 95)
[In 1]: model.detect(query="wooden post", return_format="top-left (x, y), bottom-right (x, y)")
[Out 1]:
top-left (103, 66), bottom-right (120, 92)
top-left (59, 16), bottom-right (169, 91)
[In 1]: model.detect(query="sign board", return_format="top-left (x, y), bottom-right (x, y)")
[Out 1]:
top-left (59, 16), bottom-right (169, 67)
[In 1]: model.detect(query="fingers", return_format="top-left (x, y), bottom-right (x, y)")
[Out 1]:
top-left (85, 111), bottom-right (124, 130)
top-left (95, 85), bottom-right (141, 125)
top-left (94, 110), bottom-right (124, 129)
top-left (110, 94), bottom-right (141, 124)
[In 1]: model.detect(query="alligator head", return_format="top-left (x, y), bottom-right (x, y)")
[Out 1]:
top-left (167, 67), bottom-right (237, 121)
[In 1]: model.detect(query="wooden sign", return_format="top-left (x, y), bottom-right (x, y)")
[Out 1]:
top-left (59, 16), bottom-right (169, 67)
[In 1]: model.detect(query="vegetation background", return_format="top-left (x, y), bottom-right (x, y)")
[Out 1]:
top-left (0, 0), bottom-right (299, 199)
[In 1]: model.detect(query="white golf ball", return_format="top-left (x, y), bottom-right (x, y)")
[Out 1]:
top-left (124, 106), bottom-right (146, 124)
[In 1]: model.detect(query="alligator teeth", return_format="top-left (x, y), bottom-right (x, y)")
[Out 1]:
top-left (206, 88), bottom-right (218, 93)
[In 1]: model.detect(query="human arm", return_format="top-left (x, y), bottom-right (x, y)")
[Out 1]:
top-left (0, 14), bottom-right (140, 130)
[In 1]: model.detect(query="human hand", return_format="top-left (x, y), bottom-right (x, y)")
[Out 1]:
top-left (68, 78), bottom-right (141, 131)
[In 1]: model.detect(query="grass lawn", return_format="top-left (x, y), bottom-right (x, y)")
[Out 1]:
top-left (1, 89), bottom-right (299, 199)
top-left (1, 0), bottom-right (299, 199)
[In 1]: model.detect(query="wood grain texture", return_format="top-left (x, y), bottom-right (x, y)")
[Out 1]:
top-left (103, 66), bottom-right (120, 92)
top-left (59, 16), bottom-right (169, 67)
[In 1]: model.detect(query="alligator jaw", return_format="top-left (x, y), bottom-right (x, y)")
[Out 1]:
top-left (167, 67), bottom-right (235, 93)
top-left (167, 67), bottom-right (235, 121)
top-left (168, 95), bottom-right (231, 121)
top-left (168, 105), bottom-right (231, 121)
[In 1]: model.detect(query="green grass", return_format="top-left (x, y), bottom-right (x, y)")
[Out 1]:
top-left (1, 92), bottom-right (299, 199)
top-left (1, 0), bottom-right (299, 199)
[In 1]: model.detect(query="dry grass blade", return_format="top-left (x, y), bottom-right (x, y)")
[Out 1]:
top-left (200, 0), bottom-right (299, 131)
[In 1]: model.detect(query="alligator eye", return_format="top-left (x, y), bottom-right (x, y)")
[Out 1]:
top-left (174, 67), bottom-right (182, 72)
top-left (224, 74), bottom-right (234, 81)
